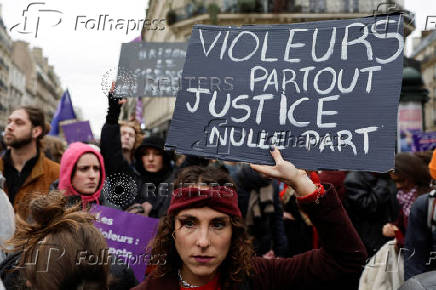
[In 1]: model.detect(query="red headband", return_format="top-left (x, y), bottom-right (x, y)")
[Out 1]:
top-left (168, 186), bottom-right (242, 218)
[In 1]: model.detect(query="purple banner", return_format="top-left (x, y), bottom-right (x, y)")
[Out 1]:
top-left (61, 121), bottom-right (95, 145)
top-left (412, 131), bottom-right (436, 152)
top-left (91, 205), bottom-right (159, 282)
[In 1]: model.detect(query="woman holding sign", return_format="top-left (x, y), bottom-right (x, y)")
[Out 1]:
top-left (132, 147), bottom-right (367, 290)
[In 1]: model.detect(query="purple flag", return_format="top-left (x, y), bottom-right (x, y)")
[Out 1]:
top-left (90, 205), bottom-right (159, 282)
top-left (61, 121), bottom-right (94, 145)
top-left (49, 89), bottom-right (77, 135)
top-left (131, 36), bottom-right (142, 43)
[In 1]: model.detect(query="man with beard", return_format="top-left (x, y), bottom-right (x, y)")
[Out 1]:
top-left (0, 106), bottom-right (59, 218)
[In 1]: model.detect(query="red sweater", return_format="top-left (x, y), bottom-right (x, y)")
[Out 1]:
top-left (132, 184), bottom-right (367, 290)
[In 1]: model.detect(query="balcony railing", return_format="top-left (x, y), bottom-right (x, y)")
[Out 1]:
top-left (168, 0), bottom-right (305, 25)
top-left (167, 0), bottom-right (410, 26)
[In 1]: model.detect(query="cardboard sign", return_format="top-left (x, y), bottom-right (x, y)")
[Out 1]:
top-left (166, 14), bottom-right (404, 172)
top-left (115, 42), bottom-right (188, 97)
top-left (61, 121), bottom-right (94, 145)
top-left (91, 205), bottom-right (159, 281)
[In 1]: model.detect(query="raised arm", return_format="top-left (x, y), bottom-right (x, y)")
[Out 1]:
top-left (250, 147), bottom-right (367, 289)
top-left (100, 83), bottom-right (130, 175)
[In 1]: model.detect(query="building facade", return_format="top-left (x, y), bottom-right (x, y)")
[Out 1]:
top-left (132, 0), bottom-right (413, 135)
top-left (411, 30), bottom-right (436, 131)
top-left (0, 1), bottom-right (63, 131)
top-left (10, 41), bottom-right (62, 124)
top-left (31, 47), bottom-right (63, 120)
top-left (0, 7), bottom-right (12, 131)
top-left (8, 63), bottom-right (26, 114)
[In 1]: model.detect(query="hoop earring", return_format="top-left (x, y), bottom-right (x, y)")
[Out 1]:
top-left (172, 231), bottom-right (176, 240)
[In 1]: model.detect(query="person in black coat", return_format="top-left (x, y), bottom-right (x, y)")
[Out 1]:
top-left (404, 193), bottom-right (435, 281)
top-left (133, 135), bottom-right (175, 218)
top-left (234, 164), bottom-right (289, 257)
top-left (343, 171), bottom-right (399, 256)
top-left (100, 85), bottom-right (176, 217)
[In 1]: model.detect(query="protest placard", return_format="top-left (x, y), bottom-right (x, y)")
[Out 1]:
top-left (412, 131), bottom-right (436, 151)
top-left (61, 120), bottom-right (94, 145)
top-left (166, 14), bottom-right (404, 172)
top-left (398, 102), bottom-right (423, 152)
top-left (115, 42), bottom-right (188, 97)
top-left (90, 205), bottom-right (159, 281)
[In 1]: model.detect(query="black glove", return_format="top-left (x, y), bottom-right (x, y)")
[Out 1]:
top-left (106, 91), bottom-right (122, 124)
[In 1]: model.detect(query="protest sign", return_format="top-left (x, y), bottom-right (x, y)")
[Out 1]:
top-left (90, 205), bottom-right (159, 281)
top-left (166, 14), bottom-right (404, 172)
top-left (115, 42), bottom-right (188, 97)
top-left (398, 102), bottom-right (423, 152)
top-left (61, 120), bottom-right (94, 145)
top-left (412, 131), bottom-right (436, 151)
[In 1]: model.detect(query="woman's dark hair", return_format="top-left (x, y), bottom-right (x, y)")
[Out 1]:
top-left (6, 191), bottom-right (110, 289)
top-left (174, 165), bottom-right (235, 188)
top-left (148, 166), bottom-right (254, 288)
top-left (42, 135), bottom-right (66, 163)
top-left (394, 152), bottom-right (432, 195)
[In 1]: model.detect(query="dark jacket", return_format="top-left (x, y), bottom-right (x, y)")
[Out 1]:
top-left (100, 123), bottom-right (146, 210)
top-left (134, 136), bottom-right (174, 218)
top-left (343, 171), bottom-right (399, 256)
top-left (132, 185), bottom-right (367, 290)
top-left (100, 124), bottom-right (175, 217)
top-left (404, 193), bottom-right (435, 280)
top-left (282, 194), bottom-right (314, 257)
top-left (235, 165), bottom-right (288, 257)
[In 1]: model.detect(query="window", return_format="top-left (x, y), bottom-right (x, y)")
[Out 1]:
top-left (353, 0), bottom-right (359, 13)
top-left (310, 0), bottom-right (325, 12)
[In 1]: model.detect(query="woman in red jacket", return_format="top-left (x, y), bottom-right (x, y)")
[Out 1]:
top-left (133, 147), bottom-right (367, 290)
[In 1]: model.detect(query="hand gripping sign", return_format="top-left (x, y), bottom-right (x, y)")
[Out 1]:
top-left (165, 14), bottom-right (404, 172)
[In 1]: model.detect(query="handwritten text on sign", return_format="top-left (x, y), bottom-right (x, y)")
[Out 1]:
top-left (91, 205), bottom-right (159, 281)
top-left (166, 15), bottom-right (404, 171)
top-left (116, 42), bottom-right (187, 97)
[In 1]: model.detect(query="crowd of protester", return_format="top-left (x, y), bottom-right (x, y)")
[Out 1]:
top-left (0, 94), bottom-right (435, 289)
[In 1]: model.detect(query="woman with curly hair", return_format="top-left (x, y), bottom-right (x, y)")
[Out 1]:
top-left (133, 147), bottom-right (367, 290)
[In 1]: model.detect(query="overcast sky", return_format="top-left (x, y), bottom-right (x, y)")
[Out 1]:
top-left (2, 0), bottom-right (148, 138)
top-left (2, 0), bottom-right (435, 138)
